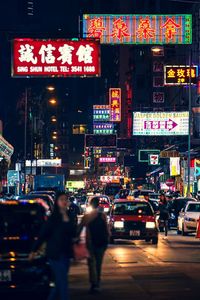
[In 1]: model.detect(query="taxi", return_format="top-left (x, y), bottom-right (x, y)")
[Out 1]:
top-left (109, 199), bottom-right (158, 244)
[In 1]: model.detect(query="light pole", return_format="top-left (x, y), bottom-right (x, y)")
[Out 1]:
top-left (187, 49), bottom-right (192, 196)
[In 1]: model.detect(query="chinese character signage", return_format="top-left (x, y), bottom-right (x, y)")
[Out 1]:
top-left (153, 92), bottom-right (165, 103)
top-left (93, 105), bottom-right (110, 122)
top-left (12, 38), bottom-right (101, 77)
top-left (99, 157), bottom-right (116, 163)
top-left (83, 14), bottom-right (192, 44)
top-left (133, 112), bottom-right (189, 136)
top-left (85, 134), bottom-right (117, 148)
top-left (109, 88), bottom-right (121, 122)
top-left (164, 65), bottom-right (198, 85)
top-left (93, 123), bottom-right (114, 135)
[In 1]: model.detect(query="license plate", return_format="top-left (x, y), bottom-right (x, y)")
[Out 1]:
top-left (0, 270), bottom-right (12, 282)
top-left (130, 230), bottom-right (140, 237)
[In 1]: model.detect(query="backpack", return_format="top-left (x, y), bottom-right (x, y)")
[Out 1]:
top-left (88, 212), bottom-right (109, 247)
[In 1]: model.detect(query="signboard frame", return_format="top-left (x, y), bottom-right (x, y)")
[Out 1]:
top-left (12, 38), bottom-right (101, 78)
top-left (164, 65), bottom-right (198, 85)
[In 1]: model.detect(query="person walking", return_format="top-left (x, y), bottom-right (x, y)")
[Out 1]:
top-left (29, 192), bottom-right (76, 300)
top-left (69, 196), bottom-right (81, 225)
top-left (78, 197), bottom-right (109, 294)
top-left (159, 194), bottom-right (170, 239)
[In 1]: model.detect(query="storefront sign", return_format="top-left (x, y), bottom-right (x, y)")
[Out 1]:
top-left (85, 134), bottom-right (117, 148)
top-left (25, 159), bottom-right (61, 167)
top-left (93, 123), bottom-right (114, 134)
top-left (153, 92), bottom-right (165, 103)
top-left (83, 14), bottom-right (192, 44)
top-left (170, 157), bottom-right (180, 176)
top-left (109, 88), bottom-right (121, 122)
top-left (100, 176), bottom-right (121, 183)
top-left (12, 39), bottom-right (101, 77)
top-left (149, 154), bottom-right (159, 165)
top-left (133, 112), bottom-right (189, 136)
top-left (99, 157), bottom-right (116, 163)
top-left (164, 65), bottom-right (198, 85)
top-left (93, 105), bottom-right (110, 122)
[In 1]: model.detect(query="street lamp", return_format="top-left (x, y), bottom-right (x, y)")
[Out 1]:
top-left (51, 116), bottom-right (57, 122)
top-left (46, 85), bottom-right (55, 92)
top-left (49, 98), bottom-right (57, 105)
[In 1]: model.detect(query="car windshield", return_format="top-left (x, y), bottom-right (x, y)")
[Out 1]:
top-left (187, 203), bottom-right (200, 212)
top-left (113, 202), bottom-right (153, 216)
top-left (0, 204), bottom-right (46, 238)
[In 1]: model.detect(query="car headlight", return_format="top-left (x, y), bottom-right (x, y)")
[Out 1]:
top-left (86, 206), bottom-right (93, 213)
top-left (146, 221), bottom-right (156, 229)
top-left (104, 207), bottom-right (109, 212)
top-left (114, 221), bottom-right (124, 228)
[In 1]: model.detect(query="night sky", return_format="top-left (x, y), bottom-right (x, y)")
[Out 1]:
top-left (0, 0), bottom-right (196, 159)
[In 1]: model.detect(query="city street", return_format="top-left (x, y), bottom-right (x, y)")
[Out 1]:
top-left (70, 232), bottom-right (200, 300)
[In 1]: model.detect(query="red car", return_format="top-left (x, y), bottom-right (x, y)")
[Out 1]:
top-left (109, 199), bottom-right (158, 244)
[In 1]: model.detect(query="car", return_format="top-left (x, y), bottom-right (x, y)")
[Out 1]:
top-left (118, 189), bottom-right (155, 200)
top-left (109, 199), bottom-right (159, 244)
top-left (85, 195), bottom-right (111, 214)
top-left (167, 197), bottom-right (197, 228)
top-left (29, 190), bottom-right (56, 200)
top-left (177, 201), bottom-right (200, 235)
top-left (0, 199), bottom-right (51, 296)
top-left (19, 194), bottom-right (54, 212)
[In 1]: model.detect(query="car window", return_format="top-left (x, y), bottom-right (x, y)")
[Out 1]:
top-left (187, 203), bottom-right (200, 212)
top-left (113, 202), bottom-right (153, 216)
top-left (0, 204), bottom-right (46, 237)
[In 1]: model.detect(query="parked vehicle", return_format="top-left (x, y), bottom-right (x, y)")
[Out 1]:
top-left (0, 200), bottom-right (51, 296)
top-left (29, 190), bottom-right (56, 199)
top-left (177, 201), bottom-right (200, 235)
top-left (167, 197), bottom-right (197, 228)
top-left (109, 199), bottom-right (158, 244)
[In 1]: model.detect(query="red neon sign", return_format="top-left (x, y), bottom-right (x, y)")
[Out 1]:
top-left (12, 39), bottom-right (101, 77)
top-left (109, 88), bottom-right (121, 122)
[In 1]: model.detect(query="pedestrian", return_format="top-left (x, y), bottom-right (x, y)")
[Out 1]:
top-left (29, 192), bottom-right (76, 300)
top-left (78, 197), bottom-right (109, 294)
top-left (69, 196), bottom-right (81, 225)
top-left (159, 194), bottom-right (170, 239)
top-left (144, 193), bottom-right (150, 202)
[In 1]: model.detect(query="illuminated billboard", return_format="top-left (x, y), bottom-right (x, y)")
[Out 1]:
top-left (12, 39), bottom-right (101, 77)
top-left (83, 14), bottom-right (192, 44)
top-left (93, 105), bottom-right (110, 122)
top-left (133, 112), bottom-right (189, 136)
top-left (99, 157), bottom-right (116, 163)
top-left (164, 65), bottom-right (198, 85)
top-left (109, 88), bottom-right (121, 122)
top-left (93, 123), bottom-right (114, 134)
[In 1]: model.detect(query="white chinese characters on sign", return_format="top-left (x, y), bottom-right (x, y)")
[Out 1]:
top-left (18, 43), bottom-right (94, 65)
top-left (39, 44), bottom-right (56, 64)
top-left (57, 45), bottom-right (74, 65)
top-left (76, 45), bottom-right (94, 63)
top-left (18, 44), bottom-right (37, 64)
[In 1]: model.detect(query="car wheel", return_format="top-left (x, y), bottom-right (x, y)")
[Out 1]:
top-left (145, 238), bottom-right (151, 242)
top-left (152, 237), bottom-right (158, 245)
top-left (182, 224), bottom-right (188, 236)
top-left (110, 237), bottom-right (115, 244)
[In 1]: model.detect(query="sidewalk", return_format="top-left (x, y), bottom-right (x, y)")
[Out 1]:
top-left (69, 248), bottom-right (149, 300)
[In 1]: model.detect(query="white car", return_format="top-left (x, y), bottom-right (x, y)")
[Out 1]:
top-left (177, 201), bottom-right (200, 235)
